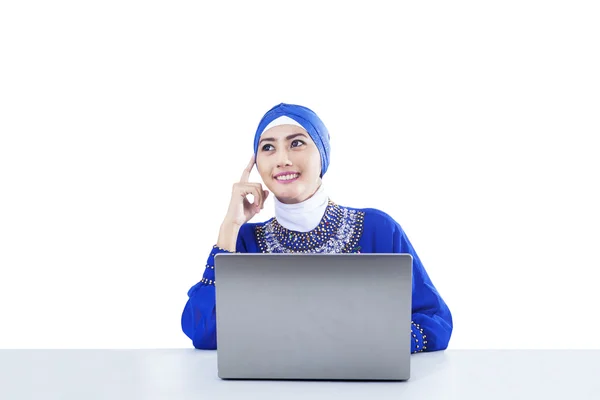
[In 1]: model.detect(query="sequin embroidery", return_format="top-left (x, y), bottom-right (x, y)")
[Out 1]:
top-left (255, 200), bottom-right (365, 253)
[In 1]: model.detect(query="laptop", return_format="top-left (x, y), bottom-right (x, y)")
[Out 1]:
top-left (213, 253), bottom-right (413, 381)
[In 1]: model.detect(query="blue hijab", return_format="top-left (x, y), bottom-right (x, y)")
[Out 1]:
top-left (253, 103), bottom-right (331, 177)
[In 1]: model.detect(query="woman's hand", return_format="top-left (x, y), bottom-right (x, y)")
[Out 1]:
top-left (224, 155), bottom-right (270, 227)
top-left (216, 155), bottom-right (269, 251)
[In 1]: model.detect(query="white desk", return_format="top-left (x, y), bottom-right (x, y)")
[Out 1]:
top-left (1, 349), bottom-right (598, 399)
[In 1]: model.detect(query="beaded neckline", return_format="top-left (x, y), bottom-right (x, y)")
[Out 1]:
top-left (270, 200), bottom-right (341, 250)
top-left (255, 200), bottom-right (365, 253)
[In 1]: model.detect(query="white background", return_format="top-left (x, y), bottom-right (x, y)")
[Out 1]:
top-left (1, 1), bottom-right (598, 349)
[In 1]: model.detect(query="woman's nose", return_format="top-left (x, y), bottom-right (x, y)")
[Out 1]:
top-left (276, 150), bottom-right (292, 167)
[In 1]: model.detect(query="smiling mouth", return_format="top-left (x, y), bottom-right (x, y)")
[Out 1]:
top-left (274, 173), bottom-right (300, 182)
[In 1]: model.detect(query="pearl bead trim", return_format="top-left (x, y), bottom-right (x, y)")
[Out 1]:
top-left (200, 277), bottom-right (215, 286)
top-left (255, 200), bottom-right (365, 254)
top-left (411, 321), bottom-right (428, 353)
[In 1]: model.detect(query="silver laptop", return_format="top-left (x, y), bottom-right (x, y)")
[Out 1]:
top-left (214, 253), bottom-right (413, 381)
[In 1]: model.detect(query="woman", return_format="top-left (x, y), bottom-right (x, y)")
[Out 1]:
top-left (182, 103), bottom-right (453, 354)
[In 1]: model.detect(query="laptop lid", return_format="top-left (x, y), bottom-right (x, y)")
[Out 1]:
top-left (214, 253), bottom-right (413, 381)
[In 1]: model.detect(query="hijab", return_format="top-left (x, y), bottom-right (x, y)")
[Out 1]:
top-left (253, 103), bottom-right (331, 177)
top-left (254, 103), bottom-right (331, 232)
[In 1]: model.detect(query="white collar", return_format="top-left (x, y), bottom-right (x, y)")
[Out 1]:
top-left (273, 183), bottom-right (328, 232)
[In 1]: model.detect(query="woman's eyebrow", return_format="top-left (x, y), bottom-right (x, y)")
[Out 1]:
top-left (285, 133), bottom-right (308, 141)
top-left (259, 132), bottom-right (308, 145)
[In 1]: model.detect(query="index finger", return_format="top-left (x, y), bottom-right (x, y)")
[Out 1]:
top-left (240, 155), bottom-right (255, 182)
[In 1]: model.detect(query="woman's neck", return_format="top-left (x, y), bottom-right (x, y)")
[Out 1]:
top-left (273, 183), bottom-right (329, 232)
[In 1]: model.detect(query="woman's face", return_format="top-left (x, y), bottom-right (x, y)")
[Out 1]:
top-left (256, 124), bottom-right (322, 204)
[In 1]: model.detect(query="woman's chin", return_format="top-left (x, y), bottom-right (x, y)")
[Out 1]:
top-left (273, 188), bottom-right (306, 204)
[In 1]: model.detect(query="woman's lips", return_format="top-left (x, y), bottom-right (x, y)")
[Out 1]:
top-left (274, 173), bottom-right (300, 184)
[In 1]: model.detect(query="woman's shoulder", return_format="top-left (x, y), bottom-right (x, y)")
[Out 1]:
top-left (338, 203), bottom-right (402, 233)
top-left (238, 219), bottom-right (271, 234)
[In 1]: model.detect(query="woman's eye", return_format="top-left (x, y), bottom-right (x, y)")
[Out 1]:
top-left (262, 144), bottom-right (274, 151)
top-left (291, 139), bottom-right (305, 148)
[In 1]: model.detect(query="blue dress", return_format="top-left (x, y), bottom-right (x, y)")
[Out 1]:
top-left (182, 200), bottom-right (453, 353)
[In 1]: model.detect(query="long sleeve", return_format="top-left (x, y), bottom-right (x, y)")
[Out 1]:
top-left (392, 223), bottom-right (453, 353)
top-left (181, 245), bottom-right (229, 349)
top-left (181, 227), bottom-right (251, 349)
